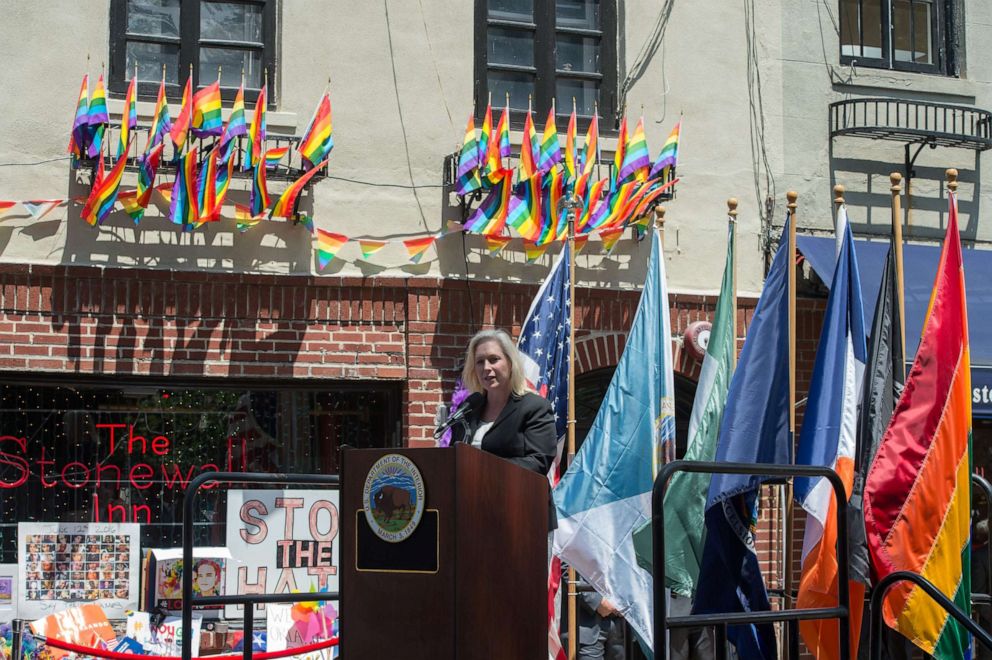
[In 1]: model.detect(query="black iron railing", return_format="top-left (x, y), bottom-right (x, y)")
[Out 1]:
top-left (829, 98), bottom-right (992, 150)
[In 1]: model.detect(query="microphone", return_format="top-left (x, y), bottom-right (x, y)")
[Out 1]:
top-left (433, 392), bottom-right (483, 440)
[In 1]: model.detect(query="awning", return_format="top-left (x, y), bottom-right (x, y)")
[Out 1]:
top-left (797, 235), bottom-right (992, 417)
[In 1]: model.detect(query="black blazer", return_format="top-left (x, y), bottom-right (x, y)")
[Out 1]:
top-left (450, 391), bottom-right (558, 528)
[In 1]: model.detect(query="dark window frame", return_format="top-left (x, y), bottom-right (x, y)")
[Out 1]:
top-left (840, 0), bottom-right (951, 75)
top-left (473, 0), bottom-right (618, 131)
top-left (108, 0), bottom-right (277, 104)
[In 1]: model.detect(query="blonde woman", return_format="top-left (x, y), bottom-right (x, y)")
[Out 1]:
top-left (450, 329), bottom-right (558, 527)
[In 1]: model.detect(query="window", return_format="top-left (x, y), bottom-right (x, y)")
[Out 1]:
top-left (475, 0), bottom-right (617, 126)
top-left (109, 0), bottom-right (276, 102)
top-left (0, 380), bottom-right (401, 563)
top-left (840, 0), bottom-right (953, 74)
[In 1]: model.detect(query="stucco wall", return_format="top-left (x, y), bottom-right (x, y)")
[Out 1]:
top-left (0, 1), bottom-right (988, 296)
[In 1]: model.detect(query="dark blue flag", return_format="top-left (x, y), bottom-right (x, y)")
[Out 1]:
top-left (691, 217), bottom-right (793, 660)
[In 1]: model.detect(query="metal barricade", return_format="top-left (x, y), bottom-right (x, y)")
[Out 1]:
top-left (181, 472), bottom-right (340, 660)
top-left (869, 570), bottom-right (992, 659)
top-left (652, 461), bottom-right (852, 660)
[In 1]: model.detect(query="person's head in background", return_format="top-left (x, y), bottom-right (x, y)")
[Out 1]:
top-left (461, 329), bottom-right (529, 398)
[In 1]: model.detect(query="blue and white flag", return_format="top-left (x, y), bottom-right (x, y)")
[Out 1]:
top-left (518, 246), bottom-right (571, 444)
top-left (552, 230), bottom-right (675, 655)
top-left (691, 217), bottom-right (794, 660)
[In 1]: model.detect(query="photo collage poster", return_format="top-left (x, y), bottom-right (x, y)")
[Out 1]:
top-left (18, 522), bottom-right (140, 619)
top-left (0, 564), bottom-right (16, 622)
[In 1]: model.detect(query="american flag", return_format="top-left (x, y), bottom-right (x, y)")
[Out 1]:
top-left (517, 245), bottom-right (570, 660)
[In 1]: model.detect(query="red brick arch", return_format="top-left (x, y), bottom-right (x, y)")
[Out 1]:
top-left (574, 332), bottom-right (699, 381)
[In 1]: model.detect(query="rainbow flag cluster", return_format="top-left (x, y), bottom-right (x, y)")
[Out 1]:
top-left (66, 70), bottom-right (336, 231)
top-left (455, 104), bottom-right (681, 250)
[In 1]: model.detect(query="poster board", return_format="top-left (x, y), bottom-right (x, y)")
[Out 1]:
top-left (18, 522), bottom-right (140, 619)
top-left (125, 611), bottom-right (202, 656)
top-left (225, 489), bottom-right (339, 618)
top-left (0, 564), bottom-right (17, 623)
top-left (142, 547), bottom-right (231, 616)
top-left (29, 603), bottom-right (117, 660)
top-left (267, 603), bottom-right (338, 660)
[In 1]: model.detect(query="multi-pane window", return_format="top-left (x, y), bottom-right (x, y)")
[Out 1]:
top-left (476, 0), bottom-right (617, 125)
top-left (840, 0), bottom-right (950, 74)
top-left (109, 0), bottom-right (276, 101)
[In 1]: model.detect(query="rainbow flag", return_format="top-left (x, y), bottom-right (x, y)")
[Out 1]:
top-left (496, 103), bottom-right (511, 159)
top-left (455, 114), bottom-right (482, 196)
top-left (507, 172), bottom-right (542, 241)
top-left (170, 74), bottom-right (192, 150)
top-left (117, 76), bottom-right (138, 159)
top-left (264, 146), bottom-right (289, 170)
top-left (147, 78), bottom-right (172, 154)
top-left (118, 190), bottom-right (144, 221)
top-left (587, 181), bottom-right (636, 231)
top-left (234, 204), bottom-right (267, 232)
top-left (214, 145), bottom-right (235, 212)
top-left (316, 229), bottom-right (348, 269)
top-left (574, 234), bottom-right (589, 254)
top-left (249, 159), bottom-right (270, 218)
top-left (462, 171), bottom-right (512, 235)
top-left (627, 178), bottom-right (677, 227)
top-left (169, 150), bottom-right (199, 229)
top-left (86, 74), bottom-right (109, 158)
top-left (518, 109), bottom-right (539, 183)
top-left (299, 93), bottom-right (334, 169)
top-left (81, 141), bottom-right (131, 225)
top-left (478, 103), bottom-right (494, 175)
top-left (538, 107), bottom-right (562, 174)
top-left (358, 240), bottom-right (387, 260)
top-left (219, 83), bottom-right (247, 163)
top-left (579, 113), bottom-right (598, 178)
top-left (248, 84), bottom-right (268, 168)
top-left (864, 191), bottom-right (972, 660)
top-left (191, 80), bottom-right (223, 137)
top-left (127, 142), bottom-right (165, 223)
top-left (196, 147), bottom-right (220, 224)
top-left (564, 108), bottom-right (577, 181)
top-left (69, 74), bottom-right (89, 159)
top-left (537, 169), bottom-right (565, 245)
top-left (577, 177), bottom-right (609, 233)
top-left (610, 116), bottom-right (627, 187)
top-left (650, 119), bottom-right (681, 179)
top-left (404, 236), bottom-right (436, 264)
top-left (599, 226), bottom-right (624, 253)
top-left (485, 234), bottom-right (512, 255)
top-left (524, 241), bottom-right (550, 263)
top-left (270, 158), bottom-right (329, 219)
top-left (618, 117), bottom-right (650, 183)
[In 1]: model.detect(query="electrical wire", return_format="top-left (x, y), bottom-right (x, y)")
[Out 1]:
top-left (0, 156), bottom-right (73, 167)
top-left (417, 0), bottom-right (456, 132)
top-left (618, 0), bottom-right (675, 119)
top-left (743, 0), bottom-right (776, 252)
top-left (382, 0), bottom-right (434, 234)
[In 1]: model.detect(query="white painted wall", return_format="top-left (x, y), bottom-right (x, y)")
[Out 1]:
top-left (0, 0), bottom-right (989, 295)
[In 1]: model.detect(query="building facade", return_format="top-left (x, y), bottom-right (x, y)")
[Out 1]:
top-left (1, 0), bottom-right (990, 642)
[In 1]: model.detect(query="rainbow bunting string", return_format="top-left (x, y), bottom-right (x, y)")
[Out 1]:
top-left (403, 236), bottom-right (436, 264)
top-left (485, 235), bottom-right (512, 255)
top-left (316, 229), bottom-right (348, 269)
top-left (524, 241), bottom-right (550, 263)
top-left (358, 240), bottom-right (387, 260)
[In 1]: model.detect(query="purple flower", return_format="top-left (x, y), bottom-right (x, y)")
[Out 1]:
top-left (438, 379), bottom-right (470, 447)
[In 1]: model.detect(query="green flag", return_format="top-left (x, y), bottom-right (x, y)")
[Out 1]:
top-left (661, 220), bottom-right (736, 596)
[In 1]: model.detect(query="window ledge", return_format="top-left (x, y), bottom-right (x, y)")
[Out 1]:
top-left (830, 64), bottom-right (977, 103)
top-left (121, 100), bottom-right (298, 132)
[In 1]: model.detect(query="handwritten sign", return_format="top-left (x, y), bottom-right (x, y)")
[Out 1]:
top-left (225, 490), bottom-right (339, 618)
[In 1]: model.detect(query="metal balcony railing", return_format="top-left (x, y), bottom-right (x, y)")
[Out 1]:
top-left (829, 98), bottom-right (992, 151)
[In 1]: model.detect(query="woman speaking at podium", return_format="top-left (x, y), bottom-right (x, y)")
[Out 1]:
top-left (449, 329), bottom-right (558, 528)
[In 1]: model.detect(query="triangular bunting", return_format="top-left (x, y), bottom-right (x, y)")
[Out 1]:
top-left (524, 241), bottom-right (550, 263)
top-left (0, 201), bottom-right (18, 219)
top-left (21, 199), bottom-right (63, 221)
top-left (485, 235), bottom-right (512, 255)
top-left (574, 234), bottom-right (589, 254)
top-left (358, 240), bottom-right (387, 260)
top-left (599, 227), bottom-right (624, 253)
top-left (403, 236), bottom-right (436, 264)
top-left (235, 204), bottom-right (267, 233)
top-left (316, 229), bottom-right (348, 270)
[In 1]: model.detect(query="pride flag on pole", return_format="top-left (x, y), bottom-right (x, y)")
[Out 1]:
top-left (864, 188), bottom-right (972, 660)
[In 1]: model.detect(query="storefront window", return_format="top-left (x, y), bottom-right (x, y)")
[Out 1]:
top-left (0, 381), bottom-right (400, 563)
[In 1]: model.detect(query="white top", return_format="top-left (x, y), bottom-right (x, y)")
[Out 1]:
top-left (472, 421), bottom-right (494, 448)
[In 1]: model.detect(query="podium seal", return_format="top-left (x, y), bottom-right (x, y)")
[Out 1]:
top-left (363, 454), bottom-right (426, 543)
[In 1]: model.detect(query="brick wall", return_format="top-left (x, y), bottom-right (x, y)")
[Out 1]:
top-left (0, 265), bottom-right (777, 447)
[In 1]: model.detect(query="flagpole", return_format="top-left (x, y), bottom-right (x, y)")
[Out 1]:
top-left (890, 172), bottom-right (907, 361)
top-left (728, 198), bottom-right (738, 369)
top-left (785, 190), bottom-right (798, 652)
top-left (566, 194), bottom-right (581, 660)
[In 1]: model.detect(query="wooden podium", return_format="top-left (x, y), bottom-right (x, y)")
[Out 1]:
top-left (340, 444), bottom-right (548, 659)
